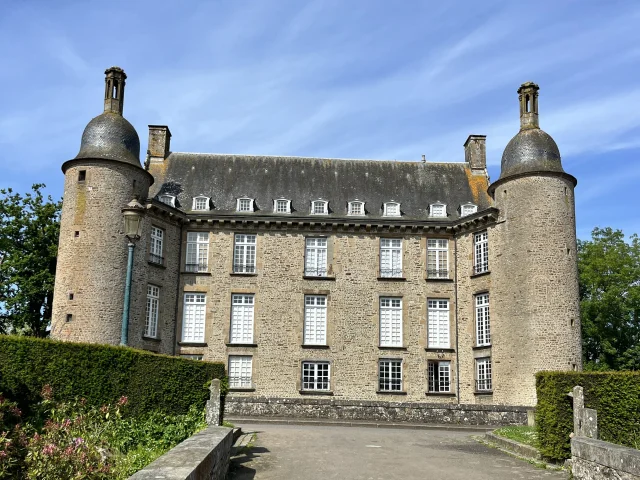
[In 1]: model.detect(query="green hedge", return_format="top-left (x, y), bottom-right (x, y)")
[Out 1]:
top-left (536, 371), bottom-right (640, 461)
top-left (0, 335), bottom-right (226, 419)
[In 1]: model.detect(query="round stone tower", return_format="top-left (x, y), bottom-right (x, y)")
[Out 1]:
top-left (489, 82), bottom-right (582, 406)
top-left (51, 67), bottom-right (153, 345)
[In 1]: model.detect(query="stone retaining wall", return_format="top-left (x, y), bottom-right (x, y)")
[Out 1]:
top-left (572, 437), bottom-right (640, 480)
top-left (129, 425), bottom-right (233, 480)
top-left (226, 396), bottom-right (529, 426)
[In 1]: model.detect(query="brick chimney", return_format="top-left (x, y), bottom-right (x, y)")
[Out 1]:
top-left (464, 135), bottom-right (486, 172)
top-left (148, 125), bottom-right (171, 162)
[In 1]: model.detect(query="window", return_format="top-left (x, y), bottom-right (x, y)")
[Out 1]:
top-left (192, 196), bottom-right (209, 211)
top-left (348, 201), bottom-right (364, 216)
top-left (430, 203), bottom-right (446, 217)
top-left (460, 203), bottom-right (478, 217)
top-left (380, 238), bottom-right (402, 278)
top-left (427, 239), bottom-right (448, 278)
top-left (182, 293), bottom-right (205, 343)
top-left (274, 199), bottom-right (291, 214)
top-left (305, 237), bottom-right (327, 276)
top-left (473, 231), bottom-right (489, 274)
top-left (302, 362), bottom-right (330, 391)
top-left (149, 226), bottom-right (164, 264)
top-left (380, 298), bottom-right (402, 347)
top-left (476, 357), bottom-right (492, 391)
top-left (428, 360), bottom-right (451, 393)
top-left (229, 355), bottom-right (253, 388)
top-left (475, 293), bottom-right (491, 346)
top-left (78, 170), bottom-right (86, 182)
top-left (427, 299), bottom-right (450, 348)
top-left (145, 285), bottom-right (160, 338)
top-left (311, 200), bottom-right (328, 215)
top-left (230, 294), bottom-right (254, 343)
top-left (181, 354), bottom-right (203, 361)
top-left (233, 234), bottom-right (257, 273)
top-left (378, 359), bottom-right (402, 392)
top-left (237, 198), bottom-right (254, 212)
top-left (158, 195), bottom-right (175, 207)
top-left (185, 232), bottom-right (208, 272)
top-left (304, 295), bottom-right (327, 345)
top-left (383, 202), bottom-right (400, 217)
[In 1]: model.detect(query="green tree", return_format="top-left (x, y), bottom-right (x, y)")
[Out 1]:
top-left (578, 227), bottom-right (640, 370)
top-left (0, 184), bottom-right (61, 337)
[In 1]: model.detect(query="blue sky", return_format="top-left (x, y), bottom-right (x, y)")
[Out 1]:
top-left (1, 0), bottom-right (639, 239)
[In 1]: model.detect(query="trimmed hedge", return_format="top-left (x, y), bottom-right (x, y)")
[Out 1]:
top-left (536, 371), bottom-right (640, 461)
top-left (0, 335), bottom-right (225, 419)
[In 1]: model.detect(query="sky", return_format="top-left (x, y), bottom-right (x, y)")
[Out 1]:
top-left (1, 0), bottom-right (639, 240)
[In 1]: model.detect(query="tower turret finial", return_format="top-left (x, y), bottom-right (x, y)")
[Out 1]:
top-left (518, 82), bottom-right (539, 130)
top-left (104, 66), bottom-right (127, 115)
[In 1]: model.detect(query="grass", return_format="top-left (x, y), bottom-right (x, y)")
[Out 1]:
top-left (493, 426), bottom-right (539, 448)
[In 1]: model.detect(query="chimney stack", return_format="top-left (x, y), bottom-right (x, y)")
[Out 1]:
top-left (148, 125), bottom-right (172, 162)
top-left (464, 135), bottom-right (486, 172)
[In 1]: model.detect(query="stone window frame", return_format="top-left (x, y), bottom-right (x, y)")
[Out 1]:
top-left (427, 359), bottom-right (451, 393)
top-left (310, 199), bottom-right (329, 215)
top-left (347, 200), bottom-right (365, 216)
top-left (158, 194), bottom-right (175, 207)
top-left (379, 297), bottom-right (403, 348)
top-left (473, 231), bottom-right (489, 274)
top-left (303, 295), bottom-right (327, 346)
top-left (181, 292), bottom-right (206, 343)
top-left (475, 357), bottom-right (493, 392)
top-left (236, 197), bottom-right (255, 213)
top-left (185, 231), bottom-right (209, 273)
top-left (144, 284), bottom-right (160, 338)
top-left (429, 202), bottom-right (447, 218)
top-left (233, 233), bottom-right (257, 274)
top-left (229, 294), bottom-right (255, 344)
top-left (228, 354), bottom-right (253, 389)
top-left (427, 298), bottom-right (450, 348)
top-left (301, 360), bottom-right (331, 392)
top-left (460, 202), bottom-right (478, 217)
top-left (426, 238), bottom-right (448, 279)
top-left (149, 226), bottom-right (164, 265)
top-left (379, 238), bottom-right (403, 278)
top-left (273, 198), bottom-right (291, 214)
top-left (192, 196), bottom-right (210, 211)
top-left (475, 293), bottom-right (491, 347)
top-left (378, 358), bottom-right (403, 392)
top-left (383, 202), bottom-right (401, 217)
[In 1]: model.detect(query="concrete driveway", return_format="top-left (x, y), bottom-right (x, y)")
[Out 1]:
top-left (227, 423), bottom-right (567, 480)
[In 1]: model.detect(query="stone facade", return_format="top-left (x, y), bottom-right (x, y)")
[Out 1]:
top-left (51, 68), bottom-right (582, 421)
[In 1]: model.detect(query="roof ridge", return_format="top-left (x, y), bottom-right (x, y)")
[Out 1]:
top-left (168, 152), bottom-right (467, 165)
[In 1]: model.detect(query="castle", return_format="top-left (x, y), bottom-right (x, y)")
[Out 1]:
top-left (51, 67), bottom-right (582, 420)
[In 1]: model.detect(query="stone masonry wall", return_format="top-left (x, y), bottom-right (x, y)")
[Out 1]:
top-left (51, 161), bottom-right (150, 344)
top-left (572, 437), bottom-right (640, 480)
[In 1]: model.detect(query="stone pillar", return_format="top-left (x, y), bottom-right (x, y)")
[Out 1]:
top-left (572, 386), bottom-right (598, 439)
top-left (206, 379), bottom-right (221, 426)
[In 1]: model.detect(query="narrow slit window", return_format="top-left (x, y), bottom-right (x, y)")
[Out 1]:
top-left (78, 170), bottom-right (86, 182)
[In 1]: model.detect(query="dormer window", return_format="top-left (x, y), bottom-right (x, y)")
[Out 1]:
top-left (192, 196), bottom-right (210, 211)
top-left (311, 200), bottom-right (328, 215)
top-left (460, 203), bottom-right (478, 217)
top-left (158, 195), bottom-right (175, 207)
top-left (383, 202), bottom-right (400, 217)
top-left (237, 198), bottom-right (254, 212)
top-left (274, 198), bottom-right (291, 214)
top-left (348, 201), bottom-right (365, 216)
top-left (430, 203), bottom-right (447, 218)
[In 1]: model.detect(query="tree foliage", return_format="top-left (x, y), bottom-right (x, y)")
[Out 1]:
top-left (578, 227), bottom-right (640, 370)
top-left (0, 185), bottom-right (61, 337)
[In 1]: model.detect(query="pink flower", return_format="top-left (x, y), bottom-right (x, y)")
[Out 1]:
top-left (41, 384), bottom-right (53, 400)
top-left (117, 396), bottom-right (128, 406)
top-left (42, 444), bottom-right (56, 456)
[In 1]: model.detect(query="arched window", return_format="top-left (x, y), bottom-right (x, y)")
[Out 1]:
top-left (311, 200), bottom-right (328, 215)
top-left (430, 203), bottom-right (447, 218)
top-left (237, 198), bottom-right (254, 212)
top-left (383, 202), bottom-right (401, 217)
top-left (460, 203), bottom-right (478, 217)
top-left (192, 196), bottom-right (210, 211)
top-left (158, 195), bottom-right (175, 207)
top-left (273, 198), bottom-right (291, 214)
top-left (348, 201), bottom-right (365, 216)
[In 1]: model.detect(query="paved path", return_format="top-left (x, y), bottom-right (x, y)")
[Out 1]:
top-left (227, 423), bottom-right (568, 480)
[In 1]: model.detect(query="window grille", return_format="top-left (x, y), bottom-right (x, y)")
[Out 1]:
top-left (380, 298), bottom-right (402, 347)
top-left (430, 203), bottom-right (446, 217)
top-left (461, 204), bottom-right (477, 217)
top-left (380, 238), bottom-right (402, 277)
top-left (311, 200), bottom-right (328, 215)
top-left (384, 202), bottom-right (400, 217)
top-left (229, 356), bottom-right (253, 388)
top-left (193, 197), bottom-right (209, 211)
top-left (348, 201), bottom-right (364, 215)
top-left (476, 357), bottom-right (492, 391)
top-left (428, 360), bottom-right (451, 393)
top-left (237, 198), bottom-right (253, 212)
top-left (475, 293), bottom-right (491, 346)
top-left (230, 294), bottom-right (254, 343)
top-left (427, 299), bottom-right (450, 348)
top-left (274, 199), bottom-right (290, 213)
top-left (302, 362), bottom-right (330, 391)
top-left (305, 237), bottom-right (328, 276)
top-left (378, 359), bottom-right (402, 391)
top-left (185, 232), bottom-right (208, 272)
top-left (473, 231), bottom-right (489, 274)
top-left (233, 234), bottom-right (257, 273)
top-left (182, 293), bottom-right (205, 343)
top-left (145, 285), bottom-right (160, 338)
top-left (304, 295), bottom-right (327, 345)
top-left (427, 239), bottom-right (448, 278)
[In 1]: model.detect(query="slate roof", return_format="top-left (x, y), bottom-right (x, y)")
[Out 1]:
top-left (148, 153), bottom-right (492, 220)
